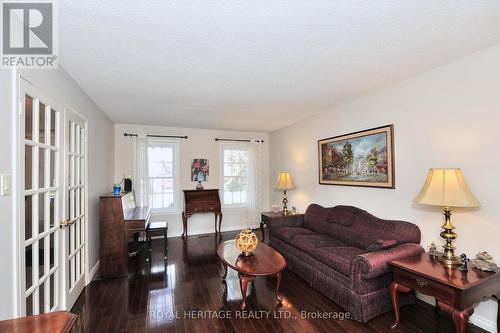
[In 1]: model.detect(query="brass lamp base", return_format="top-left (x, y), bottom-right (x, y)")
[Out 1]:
top-left (282, 189), bottom-right (289, 215)
top-left (438, 208), bottom-right (460, 267)
top-left (438, 253), bottom-right (461, 267)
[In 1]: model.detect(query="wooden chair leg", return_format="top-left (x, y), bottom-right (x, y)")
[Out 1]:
top-left (163, 229), bottom-right (168, 259)
top-left (145, 233), bottom-right (151, 263)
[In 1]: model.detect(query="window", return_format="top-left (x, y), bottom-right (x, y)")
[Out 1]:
top-left (222, 146), bottom-right (249, 206)
top-left (147, 141), bottom-right (179, 211)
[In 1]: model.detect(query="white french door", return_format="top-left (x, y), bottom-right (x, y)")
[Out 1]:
top-left (62, 108), bottom-right (87, 309)
top-left (19, 79), bottom-right (88, 315)
top-left (20, 80), bottom-right (63, 316)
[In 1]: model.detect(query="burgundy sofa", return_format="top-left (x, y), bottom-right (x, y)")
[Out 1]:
top-left (268, 204), bottom-right (423, 322)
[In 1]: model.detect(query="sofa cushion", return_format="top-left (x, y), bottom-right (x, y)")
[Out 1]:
top-left (364, 239), bottom-right (398, 252)
top-left (315, 246), bottom-right (364, 276)
top-left (304, 204), bottom-right (330, 228)
top-left (290, 234), bottom-right (348, 257)
top-left (302, 204), bottom-right (421, 250)
top-left (349, 212), bottom-right (421, 250)
top-left (327, 206), bottom-right (357, 226)
top-left (272, 227), bottom-right (315, 243)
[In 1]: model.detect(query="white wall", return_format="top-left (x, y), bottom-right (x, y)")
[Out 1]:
top-left (115, 124), bottom-right (269, 236)
top-left (269, 43), bottom-right (500, 332)
top-left (0, 69), bottom-right (17, 320)
top-left (0, 66), bottom-right (114, 320)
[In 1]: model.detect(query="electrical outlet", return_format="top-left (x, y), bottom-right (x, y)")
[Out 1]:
top-left (0, 174), bottom-right (12, 196)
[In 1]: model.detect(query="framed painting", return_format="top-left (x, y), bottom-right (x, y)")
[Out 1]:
top-left (318, 124), bottom-right (395, 188)
top-left (191, 158), bottom-right (209, 181)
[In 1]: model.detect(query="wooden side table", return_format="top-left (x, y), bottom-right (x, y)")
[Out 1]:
top-left (493, 293), bottom-right (500, 330)
top-left (0, 311), bottom-right (77, 333)
top-left (260, 212), bottom-right (281, 242)
top-left (389, 253), bottom-right (500, 333)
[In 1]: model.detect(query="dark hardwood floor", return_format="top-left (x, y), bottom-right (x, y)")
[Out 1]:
top-left (71, 230), bottom-right (487, 333)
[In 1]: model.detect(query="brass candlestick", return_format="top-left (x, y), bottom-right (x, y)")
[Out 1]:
top-left (438, 208), bottom-right (460, 267)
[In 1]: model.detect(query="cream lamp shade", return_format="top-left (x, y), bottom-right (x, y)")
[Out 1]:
top-left (414, 168), bottom-right (480, 208)
top-left (275, 172), bottom-right (296, 190)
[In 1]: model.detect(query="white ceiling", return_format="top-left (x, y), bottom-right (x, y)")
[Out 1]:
top-left (58, 1), bottom-right (500, 132)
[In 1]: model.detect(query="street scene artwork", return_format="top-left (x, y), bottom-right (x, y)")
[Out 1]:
top-left (318, 125), bottom-right (394, 188)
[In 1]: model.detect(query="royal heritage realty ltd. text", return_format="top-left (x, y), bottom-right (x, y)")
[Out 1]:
top-left (149, 310), bottom-right (351, 320)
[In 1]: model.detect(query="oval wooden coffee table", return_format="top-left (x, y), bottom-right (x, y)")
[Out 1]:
top-left (217, 240), bottom-right (286, 310)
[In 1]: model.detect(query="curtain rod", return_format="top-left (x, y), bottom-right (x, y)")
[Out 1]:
top-left (123, 133), bottom-right (188, 139)
top-left (215, 138), bottom-right (264, 143)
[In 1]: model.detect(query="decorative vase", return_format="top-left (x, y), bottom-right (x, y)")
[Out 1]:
top-left (235, 229), bottom-right (258, 256)
top-left (113, 184), bottom-right (121, 195)
top-left (196, 181), bottom-right (204, 190)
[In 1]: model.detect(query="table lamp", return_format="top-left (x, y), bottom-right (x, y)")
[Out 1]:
top-left (275, 172), bottom-right (295, 215)
top-left (414, 168), bottom-right (480, 267)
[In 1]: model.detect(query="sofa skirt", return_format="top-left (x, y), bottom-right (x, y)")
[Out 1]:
top-left (269, 235), bottom-right (414, 322)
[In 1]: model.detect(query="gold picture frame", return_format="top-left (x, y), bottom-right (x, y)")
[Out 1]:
top-left (318, 125), bottom-right (395, 188)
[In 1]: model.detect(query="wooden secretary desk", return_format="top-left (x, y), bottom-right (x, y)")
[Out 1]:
top-left (182, 189), bottom-right (222, 239)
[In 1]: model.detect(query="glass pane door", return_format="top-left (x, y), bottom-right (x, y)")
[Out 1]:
top-left (21, 81), bottom-right (62, 316)
top-left (64, 109), bottom-right (87, 309)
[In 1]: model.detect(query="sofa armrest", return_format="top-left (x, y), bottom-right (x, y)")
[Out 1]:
top-left (266, 213), bottom-right (304, 230)
top-left (351, 243), bottom-right (424, 279)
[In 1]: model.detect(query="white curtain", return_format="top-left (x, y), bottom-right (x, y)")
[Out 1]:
top-left (134, 137), bottom-right (150, 207)
top-left (246, 140), bottom-right (263, 228)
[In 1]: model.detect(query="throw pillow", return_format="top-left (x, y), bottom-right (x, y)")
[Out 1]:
top-left (364, 239), bottom-right (398, 252)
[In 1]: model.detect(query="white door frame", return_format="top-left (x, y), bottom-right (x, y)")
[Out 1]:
top-left (14, 75), bottom-right (90, 315)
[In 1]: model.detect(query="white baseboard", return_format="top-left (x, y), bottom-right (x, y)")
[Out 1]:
top-left (221, 224), bottom-right (260, 233)
top-left (87, 260), bottom-right (99, 285)
top-left (416, 293), bottom-right (497, 332)
top-left (166, 225), bottom-right (260, 238)
top-left (470, 314), bottom-right (497, 333)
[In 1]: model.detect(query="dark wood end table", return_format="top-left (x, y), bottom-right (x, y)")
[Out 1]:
top-left (389, 253), bottom-right (500, 333)
top-left (217, 240), bottom-right (286, 310)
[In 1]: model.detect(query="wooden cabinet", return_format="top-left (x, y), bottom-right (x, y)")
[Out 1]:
top-left (181, 189), bottom-right (222, 239)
